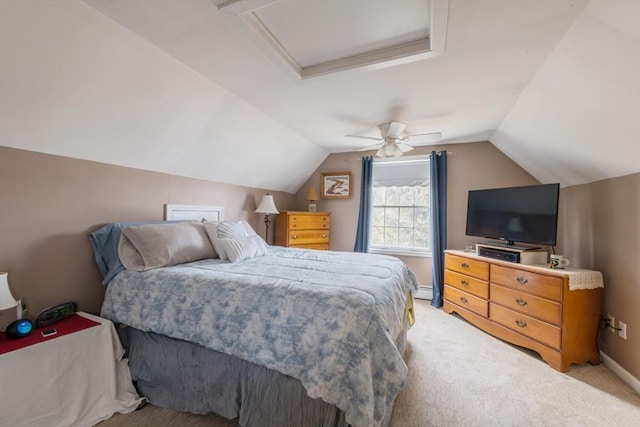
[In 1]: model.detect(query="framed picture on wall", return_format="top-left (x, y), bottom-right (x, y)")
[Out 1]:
top-left (321, 172), bottom-right (352, 199)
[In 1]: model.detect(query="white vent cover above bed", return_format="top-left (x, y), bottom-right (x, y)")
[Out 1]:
top-left (164, 204), bottom-right (224, 222)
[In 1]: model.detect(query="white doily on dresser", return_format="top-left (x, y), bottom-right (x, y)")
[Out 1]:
top-left (567, 270), bottom-right (604, 290)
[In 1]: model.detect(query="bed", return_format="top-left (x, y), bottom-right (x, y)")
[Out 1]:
top-left (89, 206), bottom-right (418, 427)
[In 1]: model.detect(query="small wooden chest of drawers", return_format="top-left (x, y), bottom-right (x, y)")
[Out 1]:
top-left (443, 250), bottom-right (602, 372)
top-left (274, 211), bottom-right (330, 250)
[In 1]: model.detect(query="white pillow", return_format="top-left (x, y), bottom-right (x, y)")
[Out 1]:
top-left (203, 222), bottom-right (226, 260)
top-left (118, 222), bottom-right (216, 271)
top-left (218, 235), bottom-right (269, 263)
top-left (204, 220), bottom-right (267, 262)
top-left (217, 220), bottom-right (258, 238)
top-left (203, 220), bottom-right (260, 261)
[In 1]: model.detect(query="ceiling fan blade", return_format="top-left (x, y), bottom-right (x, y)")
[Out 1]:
top-left (379, 122), bottom-right (407, 138)
top-left (398, 142), bottom-right (415, 153)
top-left (346, 135), bottom-right (384, 142)
top-left (407, 132), bottom-right (443, 144)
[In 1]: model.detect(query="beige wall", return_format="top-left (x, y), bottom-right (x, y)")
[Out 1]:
top-left (0, 147), bottom-right (295, 324)
top-left (557, 173), bottom-right (639, 380)
top-left (2, 144), bottom-right (637, 381)
top-left (294, 142), bottom-right (539, 285)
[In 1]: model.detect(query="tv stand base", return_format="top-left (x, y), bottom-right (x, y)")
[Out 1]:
top-left (476, 243), bottom-right (547, 265)
top-left (481, 241), bottom-right (541, 250)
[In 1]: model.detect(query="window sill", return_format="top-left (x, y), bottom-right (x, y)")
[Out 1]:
top-left (369, 248), bottom-right (431, 258)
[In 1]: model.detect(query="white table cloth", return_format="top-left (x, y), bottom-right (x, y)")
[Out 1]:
top-left (0, 312), bottom-right (143, 426)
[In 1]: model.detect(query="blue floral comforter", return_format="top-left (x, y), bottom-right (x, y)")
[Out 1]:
top-left (101, 247), bottom-right (419, 426)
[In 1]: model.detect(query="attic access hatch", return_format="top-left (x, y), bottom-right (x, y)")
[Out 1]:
top-left (217, 0), bottom-right (449, 80)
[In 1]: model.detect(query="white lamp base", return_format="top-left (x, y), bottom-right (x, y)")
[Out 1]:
top-left (308, 203), bottom-right (317, 212)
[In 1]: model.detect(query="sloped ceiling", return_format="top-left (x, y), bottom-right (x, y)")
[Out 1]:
top-left (1, 0), bottom-right (638, 193)
top-left (492, 0), bottom-right (640, 187)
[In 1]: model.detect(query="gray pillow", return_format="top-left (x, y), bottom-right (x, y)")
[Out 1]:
top-left (118, 222), bottom-right (216, 271)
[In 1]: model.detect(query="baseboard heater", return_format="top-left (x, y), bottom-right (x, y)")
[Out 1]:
top-left (415, 286), bottom-right (432, 300)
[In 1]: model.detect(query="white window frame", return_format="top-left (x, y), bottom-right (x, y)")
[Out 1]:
top-left (368, 155), bottom-right (431, 258)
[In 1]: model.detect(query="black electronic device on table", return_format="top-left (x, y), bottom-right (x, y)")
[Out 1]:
top-left (5, 318), bottom-right (34, 339)
top-left (35, 302), bottom-right (78, 328)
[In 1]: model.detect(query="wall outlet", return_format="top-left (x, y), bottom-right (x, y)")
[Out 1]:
top-left (607, 314), bottom-right (616, 333)
top-left (618, 321), bottom-right (627, 340)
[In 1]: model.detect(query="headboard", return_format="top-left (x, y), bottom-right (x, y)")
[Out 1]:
top-left (163, 204), bottom-right (224, 222)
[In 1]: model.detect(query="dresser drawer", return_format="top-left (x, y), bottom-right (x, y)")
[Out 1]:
top-left (490, 284), bottom-right (561, 325)
top-left (445, 270), bottom-right (489, 299)
top-left (445, 254), bottom-right (489, 281)
top-left (291, 243), bottom-right (329, 250)
top-left (490, 303), bottom-right (561, 349)
top-left (289, 215), bottom-right (330, 230)
top-left (444, 285), bottom-right (488, 317)
top-left (491, 265), bottom-right (562, 301)
top-left (288, 229), bottom-right (329, 245)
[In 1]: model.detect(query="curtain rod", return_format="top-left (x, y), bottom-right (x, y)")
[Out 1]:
top-left (343, 151), bottom-right (455, 163)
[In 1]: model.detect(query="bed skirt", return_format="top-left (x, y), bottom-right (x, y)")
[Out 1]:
top-left (117, 325), bottom-right (350, 427)
top-left (117, 321), bottom-right (410, 427)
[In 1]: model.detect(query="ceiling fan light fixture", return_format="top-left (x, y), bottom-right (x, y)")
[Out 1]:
top-left (376, 141), bottom-right (404, 158)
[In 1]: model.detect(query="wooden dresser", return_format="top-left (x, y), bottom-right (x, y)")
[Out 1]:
top-left (274, 211), bottom-right (330, 250)
top-left (443, 249), bottom-right (602, 372)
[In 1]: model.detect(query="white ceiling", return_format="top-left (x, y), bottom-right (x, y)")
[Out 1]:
top-left (2, 0), bottom-right (639, 192)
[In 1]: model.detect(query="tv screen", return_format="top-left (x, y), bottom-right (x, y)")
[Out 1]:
top-left (465, 183), bottom-right (560, 247)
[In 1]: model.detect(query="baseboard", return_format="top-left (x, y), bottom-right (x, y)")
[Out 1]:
top-left (415, 285), bottom-right (432, 300)
top-left (600, 351), bottom-right (640, 394)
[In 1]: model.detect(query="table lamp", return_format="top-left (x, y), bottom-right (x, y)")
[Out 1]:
top-left (255, 194), bottom-right (279, 243)
top-left (0, 272), bottom-right (18, 311)
top-left (305, 188), bottom-right (319, 212)
top-left (1, 271), bottom-right (34, 339)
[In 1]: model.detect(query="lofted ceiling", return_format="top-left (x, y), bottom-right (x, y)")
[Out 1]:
top-left (1, 0), bottom-right (639, 192)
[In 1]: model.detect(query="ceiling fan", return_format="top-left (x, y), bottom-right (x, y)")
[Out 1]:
top-left (346, 121), bottom-right (442, 158)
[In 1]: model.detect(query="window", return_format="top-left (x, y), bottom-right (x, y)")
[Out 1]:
top-left (369, 156), bottom-right (430, 256)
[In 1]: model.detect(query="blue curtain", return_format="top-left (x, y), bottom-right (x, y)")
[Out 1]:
top-left (430, 150), bottom-right (448, 308)
top-left (354, 156), bottom-right (374, 252)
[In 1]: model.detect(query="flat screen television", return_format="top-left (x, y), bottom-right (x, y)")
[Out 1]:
top-left (465, 183), bottom-right (560, 247)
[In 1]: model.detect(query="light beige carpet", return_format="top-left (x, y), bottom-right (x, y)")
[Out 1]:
top-left (98, 299), bottom-right (640, 426)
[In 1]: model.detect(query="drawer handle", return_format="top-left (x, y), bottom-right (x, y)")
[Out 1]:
top-left (515, 298), bottom-right (528, 306)
top-left (322, 234), bottom-right (327, 238)
top-left (515, 319), bottom-right (527, 328)
top-left (292, 235), bottom-right (297, 239)
top-left (461, 280), bottom-right (469, 287)
top-left (461, 262), bottom-right (470, 269)
top-left (460, 296), bottom-right (468, 304)
top-left (516, 276), bottom-right (528, 285)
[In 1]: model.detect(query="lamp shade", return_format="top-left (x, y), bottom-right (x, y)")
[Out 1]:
top-left (0, 272), bottom-right (18, 311)
top-left (305, 188), bottom-right (319, 202)
top-left (255, 194), bottom-right (279, 214)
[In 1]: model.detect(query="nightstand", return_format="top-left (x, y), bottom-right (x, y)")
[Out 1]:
top-left (0, 312), bottom-right (143, 425)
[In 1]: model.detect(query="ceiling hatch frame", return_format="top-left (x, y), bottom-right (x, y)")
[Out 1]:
top-left (218, 0), bottom-right (450, 80)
